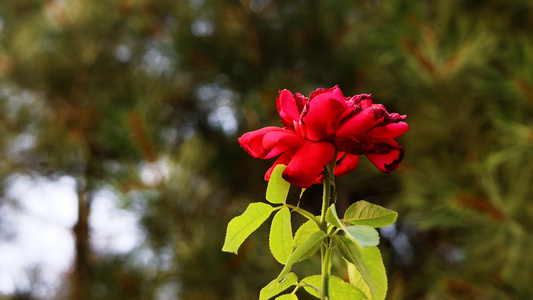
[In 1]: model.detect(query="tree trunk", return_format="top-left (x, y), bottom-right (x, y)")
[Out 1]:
top-left (71, 183), bottom-right (92, 300)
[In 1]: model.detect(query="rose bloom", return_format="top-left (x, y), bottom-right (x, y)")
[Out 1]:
top-left (238, 86), bottom-right (409, 188)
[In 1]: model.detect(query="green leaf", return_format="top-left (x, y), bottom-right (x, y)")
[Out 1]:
top-left (336, 236), bottom-right (378, 299)
top-left (348, 246), bottom-right (388, 300)
top-left (301, 275), bottom-right (367, 300)
top-left (344, 225), bottom-right (380, 248)
top-left (344, 201), bottom-right (398, 228)
top-left (275, 231), bottom-right (326, 282)
top-left (222, 202), bottom-right (275, 254)
top-left (326, 204), bottom-right (379, 248)
top-left (301, 275), bottom-right (320, 298)
top-left (293, 219), bottom-right (320, 249)
top-left (325, 204), bottom-right (343, 228)
top-left (275, 294), bottom-right (298, 300)
top-left (270, 207), bottom-right (294, 264)
top-left (259, 272), bottom-right (298, 300)
top-left (266, 164), bottom-right (290, 204)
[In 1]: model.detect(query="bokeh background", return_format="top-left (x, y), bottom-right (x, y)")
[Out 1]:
top-left (1, 0), bottom-right (532, 299)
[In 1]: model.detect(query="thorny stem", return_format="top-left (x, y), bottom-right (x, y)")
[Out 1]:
top-left (319, 173), bottom-right (332, 230)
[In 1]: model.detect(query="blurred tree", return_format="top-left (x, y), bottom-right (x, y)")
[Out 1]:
top-left (0, 0), bottom-right (532, 299)
top-left (360, 1), bottom-right (533, 299)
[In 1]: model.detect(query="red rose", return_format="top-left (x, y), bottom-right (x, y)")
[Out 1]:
top-left (238, 86), bottom-right (409, 188)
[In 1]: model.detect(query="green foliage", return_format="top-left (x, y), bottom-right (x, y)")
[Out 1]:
top-left (347, 247), bottom-right (388, 300)
top-left (293, 219), bottom-right (320, 249)
top-left (301, 275), bottom-right (366, 299)
top-left (336, 236), bottom-right (379, 299)
top-left (274, 231), bottom-right (327, 283)
top-left (222, 202), bottom-right (275, 254)
top-left (326, 203), bottom-right (380, 248)
top-left (221, 169), bottom-right (393, 299)
top-left (343, 201), bottom-right (398, 228)
top-left (269, 207), bottom-right (294, 264)
top-left (259, 272), bottom-right (298, 300)
top-left (344, 226), bottom-right (380, 249)
top-left (266, 165), bottom-right (291, 204)
top-left (275, 294), bottom-right (298, 300)
top-left (325, 204), bottom-right (343, 228)
top-left (227, 166), bottom-right (387, 299)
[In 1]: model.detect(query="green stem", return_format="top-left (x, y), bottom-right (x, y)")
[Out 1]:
top-left (321, 239), bottom-right (334, 300)
top-left (319, 149), bottom-right (338, 300)
top-left (286, 204), bottom-right (321, 228)
top-left (319, 177), bottom-right (331, 300)
top-left (320, 147), bottom-right (338, 228)
top-left (319, 175), bottom-right (331, 230)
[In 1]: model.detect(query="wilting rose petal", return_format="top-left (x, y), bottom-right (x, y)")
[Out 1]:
top-left (365, 139), bottom-right (404, 173)
top-left (283, 142), bottom-right (335, 188)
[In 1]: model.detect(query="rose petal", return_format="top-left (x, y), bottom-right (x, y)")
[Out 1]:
top-left (346, 94), bottom-right (373, 107)
top-left (282, 142), bottom-right (336, 188)
top-left (334, 137), bottom-right (366, 155)
top-left (238, 127), bottom-right (303, 159)
top-left (365, 139), bottom-right (404, 173)
top-left (312, 174), bottom-right (324, 185)
top-left (277, 89), bottom-right (301, 126)
top-left (336, 104), bottom-right (387, 138)
top-left (264, 151), bottom-right (294, 181)
top-left (372, 121), bottom-right (409, 139)
top-left (337, 105), bottom-right (361, 127)
top-left (334, 153), bottom-right (360, 177)
top-left (301, 86), bottom-right (346, 141)
top-left (359, 98), bottom-right (373, 109)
